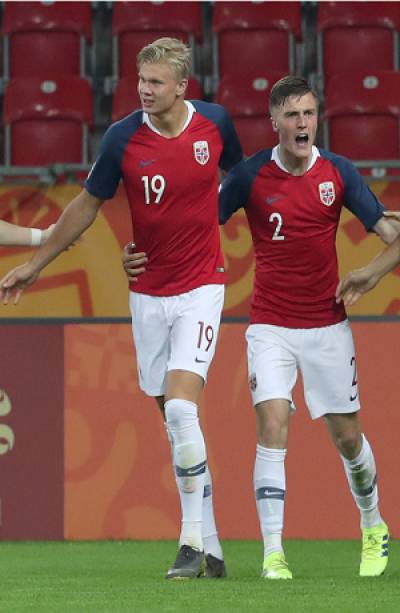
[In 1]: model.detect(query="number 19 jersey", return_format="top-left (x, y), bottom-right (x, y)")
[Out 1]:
top-left (85, 101), bottom-right (242, 296)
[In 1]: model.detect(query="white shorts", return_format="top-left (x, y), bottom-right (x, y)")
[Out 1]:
top-left (129, 284), bottom-right (224, 397)
top-left (246, 320), bottom-right (360, 419)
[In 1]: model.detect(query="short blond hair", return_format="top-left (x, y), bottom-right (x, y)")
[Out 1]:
top-left (137, 37), bottom-right (192, 80)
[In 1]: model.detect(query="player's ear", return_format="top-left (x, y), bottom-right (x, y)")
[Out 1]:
top-left (271, 117), bottom-right (278, 132)
top-left (177, 79), bottom-right (188, 97)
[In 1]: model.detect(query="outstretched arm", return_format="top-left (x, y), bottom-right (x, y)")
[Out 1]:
top-left (0, 189), bottom-right (103, 304)
top-left (0, 220), bottom-right (55, 247)
top-left (336, 236), bottom-right (400, 306)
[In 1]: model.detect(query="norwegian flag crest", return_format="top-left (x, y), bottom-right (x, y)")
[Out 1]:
top-left (319, 181), bottom-right (336, 206)
top-left (193, 141), bottom-right (210, 165)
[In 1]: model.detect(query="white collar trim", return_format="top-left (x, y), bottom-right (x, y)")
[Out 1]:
top-left (143, 100), bottom-right (196, 135)
top-left (272, 145), bottom-right (320, 173)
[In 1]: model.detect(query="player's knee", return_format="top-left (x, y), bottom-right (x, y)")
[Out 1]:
top-left (258, 417), bottom-right (288, 447)
top-left (164, 397), bottom-right (198, 433)
top-left (335, 431), bottom-right (362, 459)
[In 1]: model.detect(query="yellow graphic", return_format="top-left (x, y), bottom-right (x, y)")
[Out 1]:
top-left (0, 181), bottom-right (399, 318)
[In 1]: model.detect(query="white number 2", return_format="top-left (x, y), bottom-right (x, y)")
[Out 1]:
top-left (269, 212), bottom-right (285, 241)
top-left (141, 175), bottom-right (166, 205)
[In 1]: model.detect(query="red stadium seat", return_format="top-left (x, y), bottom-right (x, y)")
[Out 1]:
top-left (2, 1), bottom-right (92, 78)
top-left (112, 1), bottom-right (202, 78)
top-left (215, 73), bottom-right (283, 156)
top-left (212, 1), bottom-right (302, 78)
top-left (3, 77), bottom-right (93, 166)
top-left (324, 70), bottom-right (400, 175)
top-left (112, 76), bottom-right (202, 122)
top-left (317, 2), bottom-right (400, 85)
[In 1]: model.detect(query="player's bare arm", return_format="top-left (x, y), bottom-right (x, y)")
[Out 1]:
top-left (336, 235), bottom-right (400, 307)
top-left (122, 243), bottom-right (148, 283)
top-left (0, 190), bottom-right (103, 304)
top-left (372, 214), bottom-right (400, 244)
top-left (0, 220), bottom-right (55, 247)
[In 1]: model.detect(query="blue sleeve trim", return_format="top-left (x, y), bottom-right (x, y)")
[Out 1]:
top-left (319, 149), bottom-right (385, 230)
top-left (219, 149), bottom-right (272, 224)
top-left (85, 111), bottom-right (143, 200)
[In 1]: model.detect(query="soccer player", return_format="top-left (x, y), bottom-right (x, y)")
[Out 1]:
top-left (0, 38), bottom-right (242, 580)
top-left (0, 220), bottom-right (53, 246)
top-left (336, 212), bottom-right (400, 306)
top-left (217, 76), bottom-right (396, 579)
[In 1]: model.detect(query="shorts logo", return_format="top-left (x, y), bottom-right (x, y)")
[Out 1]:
top-left (249, 373), bottom-right (257, 392)
top-left (319, 181), bottom-right (335, 206)
top-left (193, 141), bottom-right (210, 165)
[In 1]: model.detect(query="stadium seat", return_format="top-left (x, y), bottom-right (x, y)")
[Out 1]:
top-left (317, 2), bottom-right (400, 86)
top-left (3, 77), bottom-right (93, 166)
top-left (323, 70), bottom-right (400, 175)
top-left (112, 1), bottom-right (202, 78)
top-left (112, 76), bottom-right (202, 122)
top-left (2, 1), bottom-right (92, 79)
top-left (215, 73), bottom-right (283, 156)
top-left (212, 1), bottom-right (302, 79)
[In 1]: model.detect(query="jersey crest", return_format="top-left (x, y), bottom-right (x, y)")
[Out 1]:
top-left (319, 181), bottom-right (335, 206)
top-left (193, 141), bottom-right (210, 165)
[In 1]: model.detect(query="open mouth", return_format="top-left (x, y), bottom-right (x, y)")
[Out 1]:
top-left (295, 134), bottom-right (309, 144)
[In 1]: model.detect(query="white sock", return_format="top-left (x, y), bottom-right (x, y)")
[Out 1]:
top-left (165, 398), bottom-right (206, 551)
top-left (341, 433), bottom-right (382, 529)
top-left (254, 444), bottom-right (286, 558)
top-left (202, 466), bottom-right (223, 560)
top-left (164, 422), bottom-right (223, 559)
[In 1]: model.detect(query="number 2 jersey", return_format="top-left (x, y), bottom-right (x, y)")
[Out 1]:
top-left (219, 145), bottom-right (385, 328)
top-left (85, 100), bottom-right (242, 296)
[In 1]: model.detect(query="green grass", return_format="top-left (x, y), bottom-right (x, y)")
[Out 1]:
top-left (1, 540), bottom-right (399, 612)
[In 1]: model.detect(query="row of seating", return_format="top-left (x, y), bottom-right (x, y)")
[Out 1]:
top-left (2, 1), bottom-right (400, 88)
top-left (3, 70), bottom-right (400, 171)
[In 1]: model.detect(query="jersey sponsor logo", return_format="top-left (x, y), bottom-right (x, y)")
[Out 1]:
top-left (193, 141), bottom-right (210, 165)
top-left (319, 181), bottom-right (336, 206)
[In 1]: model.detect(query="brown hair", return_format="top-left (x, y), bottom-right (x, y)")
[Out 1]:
top-left (269, 75), bottom-right (319, 112)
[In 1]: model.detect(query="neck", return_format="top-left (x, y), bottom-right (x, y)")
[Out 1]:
top-left (278, 146), bottom-right (312, 176)
top-left (148, 99), bottom-right (188, 138)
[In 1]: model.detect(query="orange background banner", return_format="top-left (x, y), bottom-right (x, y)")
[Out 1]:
top-left (0, 180), bottom-right (399, 318)
top-left (64, 322), bottom-right (400, 541)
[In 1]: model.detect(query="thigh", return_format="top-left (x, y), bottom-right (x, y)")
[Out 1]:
top-left (300, 320), bottom-right (360, 420)
top-left (129, 291), bottom-right (169, 397)
top-left (246, 324), bottom-right (298, 409)
top-left (168, 284), bottom-right (225, 383)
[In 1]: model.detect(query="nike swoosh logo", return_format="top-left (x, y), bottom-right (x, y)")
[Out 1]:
top-left (265, 196), bottom-right (282, 205)
top-left (265, 196), bottom-right (283, 204)
top-left (350, 393), bottom-right (358, 401)
top-left (195, 357), bottom-right (207, 363)
top-left (139, 159), bottom-right (156, 167)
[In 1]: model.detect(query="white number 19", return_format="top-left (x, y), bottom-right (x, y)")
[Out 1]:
top-left (141, 174), bottom-right (166, 205)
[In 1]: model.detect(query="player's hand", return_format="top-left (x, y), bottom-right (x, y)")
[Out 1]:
top-left (335, 267), bottom-right (380, 307)
top-left (0, 262), bottom-right (40, 305)
top-left (122, 242), bottom-right (147, 283)
top-left (383, 210), bottom-right (400, 222)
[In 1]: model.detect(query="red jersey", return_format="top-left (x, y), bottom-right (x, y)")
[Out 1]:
top-left (219, 146), bottom-right (385, 328)
top-left (85, 101), bottom-right (242, 296)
